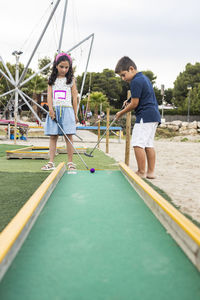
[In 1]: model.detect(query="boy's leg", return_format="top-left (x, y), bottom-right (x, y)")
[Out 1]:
top-left (133, 146), bottom-right (146, 178)
top-left (145, 147), bottom-right (156, 179)
top-left (49, 135), bottom-right (58, 162)
top-left (64, 134), bottom-right (73, 162)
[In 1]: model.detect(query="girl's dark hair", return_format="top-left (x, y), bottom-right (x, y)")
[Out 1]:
top-left (48, 55), bottom-right (73, 85)
top-left (115, 56), bottom-right (137, 74)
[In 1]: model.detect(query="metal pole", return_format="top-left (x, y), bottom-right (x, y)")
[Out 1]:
top-left (187, 85), bottom-right (192, 123)
top-left (0, 69), bottom-right (15, 86)
top-left (0, 56), bottom-right (15, 84)
top-left (0, 88), bottom-right (16, 98)
top-left (19, 34), bottom-right (95, 88)
top-left (78, 33), bottom-right (94, 111)
top-left (2, 94), bottom-right (14, 119)
top-left (20, 90), bottom-right (45, 111)
top-left (19, 62), bottom-right (52, 87)
top-left (68, 33), bottom-right (94, 53)
top-left (14, 55), bottom-right (20, 144)
top-left (58, 0), bottom-right (69, 52)
top-left (18, 90), bottom-right (43, 124)
top-left (18, 0), bottom-right (61, 85)
top-left (187, 90), bottom-right (191, 123)
top-left (161, 84), bottom-right (164, 120)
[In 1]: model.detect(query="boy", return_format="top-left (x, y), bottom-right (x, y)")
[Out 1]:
top-left (115, 56), bottom-right (161, 179)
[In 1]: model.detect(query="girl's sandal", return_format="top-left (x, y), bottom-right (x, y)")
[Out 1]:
top-left (41, 162), bottom-right (55, 171)
top-left (67, 162), bottom-right (77, 174)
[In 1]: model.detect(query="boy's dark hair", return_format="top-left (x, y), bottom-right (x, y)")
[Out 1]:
top-left (48, 56), bottom-right (73, 85)
top-left (115, 56), bottom-right (137, 74)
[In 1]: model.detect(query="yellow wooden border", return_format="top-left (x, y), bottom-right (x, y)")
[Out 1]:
top-left (119, 162), bottom-right (200, 246)
top-left (0, 162), bottom-right (65, 263)
top-left (6, 146), bottom-right (33, 154)
top-left (6, 147), bottom-right (86, 155)
top-left (6, 146), bottom-right (49, 154)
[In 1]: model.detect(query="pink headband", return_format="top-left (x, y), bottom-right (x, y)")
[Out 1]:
top-left (55, 53), bottom-right (72, 63)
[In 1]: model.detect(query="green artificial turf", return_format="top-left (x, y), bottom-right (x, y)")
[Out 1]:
top-left (0, 144), bottom-right (29, 157)
top-left (0, 144), bottom-right (118, 231)
top-left (0, 172), bottom-right (49, 232)
top-left (1, 171), bottom-right (200, 299)
top-left (0, 146), bottom-right (118, 173)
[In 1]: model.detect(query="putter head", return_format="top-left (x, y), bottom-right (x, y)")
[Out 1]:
top-left (84, 152), bottom-right (93, 158)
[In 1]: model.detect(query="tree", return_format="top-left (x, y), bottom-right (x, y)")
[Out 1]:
top-left (173, 62), bottom-right (200, 112)
top-left (76, 69), bottom-right (124, 107)
top-left (164, 88), bottom-right (173, 105)
top-left (38, 56), bottom-right (51, 77)
top-left (142, 70), bottom-right (157, 85)
top-left (81, 91), bottom-right (109, 118)
top-left (184, 84), bottom-right (200, 115)
top-left (77, 68), bottom-right (163, 109)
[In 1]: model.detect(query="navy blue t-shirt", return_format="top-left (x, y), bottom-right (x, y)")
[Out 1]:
top-left (130, 72), bottom-right (161, 124)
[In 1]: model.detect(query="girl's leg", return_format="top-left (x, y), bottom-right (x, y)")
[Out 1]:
top-left (64, 134), bottom-right (73, 162)
top-left (133, 146), bottom-right (146, 178)
top-left (49, 135), bottom-right (58, 162)
top-left (145, 147), bottom-right (156, 179)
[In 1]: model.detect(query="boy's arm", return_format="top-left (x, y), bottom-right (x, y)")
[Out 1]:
top-left (115, 98), bottom-right (139, 120)
top-left (71, 78), bottom-right (79, 122)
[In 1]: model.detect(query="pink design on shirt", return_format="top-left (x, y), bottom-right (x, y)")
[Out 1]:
top-left (54, 90), bottom-right (67, 100)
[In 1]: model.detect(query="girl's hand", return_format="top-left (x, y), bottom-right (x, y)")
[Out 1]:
top-left (75, 114), bottom-right (79, 123)
top-left (49, 108), bottom-right (55, 120)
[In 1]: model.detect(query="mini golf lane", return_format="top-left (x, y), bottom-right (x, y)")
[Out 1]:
top-left (0, 170), bottom-right (200, 300)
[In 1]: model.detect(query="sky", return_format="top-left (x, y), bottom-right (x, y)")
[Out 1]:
top-left (0, 0), bottom-right (200, 89)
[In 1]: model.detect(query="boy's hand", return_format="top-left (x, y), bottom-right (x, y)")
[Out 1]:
top-left (115, 111), bottom-right (122, 121)
top-left (122, 97), bottom-right (131, 108)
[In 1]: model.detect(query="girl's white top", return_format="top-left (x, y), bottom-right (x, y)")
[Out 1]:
top-left (52, 77), bottom-right (73, 107)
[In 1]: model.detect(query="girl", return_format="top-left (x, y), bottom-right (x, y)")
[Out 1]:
top-left (41, 53), bottom-right (79, 172)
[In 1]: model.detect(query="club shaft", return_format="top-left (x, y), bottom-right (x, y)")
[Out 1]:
top-left (37, 103), bottom-right (89, 170)
top-left (89, 118), bottom-right (116, 155)
top-left (56, 121), bottom-right (89, 170)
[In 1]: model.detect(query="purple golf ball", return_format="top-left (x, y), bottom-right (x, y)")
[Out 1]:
top-left (90, 168), bottom-right (95, 173)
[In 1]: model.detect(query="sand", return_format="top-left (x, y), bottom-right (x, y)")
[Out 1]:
top-left (1, 130), bottom-right (200, 223)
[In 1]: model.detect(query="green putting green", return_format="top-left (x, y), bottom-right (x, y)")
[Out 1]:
top-left (29, 149), bottom-right (49, 153)
top-left (0, 170), bottom-right (200, 300)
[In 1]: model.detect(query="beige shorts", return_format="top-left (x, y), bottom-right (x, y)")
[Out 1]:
top-left (131, 119), bottom-right (158, 148)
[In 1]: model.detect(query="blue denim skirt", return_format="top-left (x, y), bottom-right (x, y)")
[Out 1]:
top-left (44, 106), bottom-right (76, 136)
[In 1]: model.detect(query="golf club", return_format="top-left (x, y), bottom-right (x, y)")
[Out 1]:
top-left (84, 97), bottom-right (131, 158)
top-left (53, 118), bottom-right (90, 170)
top-left (36, 103), bottom-right (91, 171)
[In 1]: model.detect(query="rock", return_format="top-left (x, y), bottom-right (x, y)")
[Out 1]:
top-left (179, 128), bottom-right (197, 135)
top-left (188, 128), bottom-right (198, 135)
top-left (159, 123), bottom-right (167, 128)
top-left (182, 122), bottom-right (189, 127)
top-left (188, 121), bottom-right (197, 129)
top-left (171, 120), bottom-right (182, 127)
top-left (167, 124), bottom-right (179, 131)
